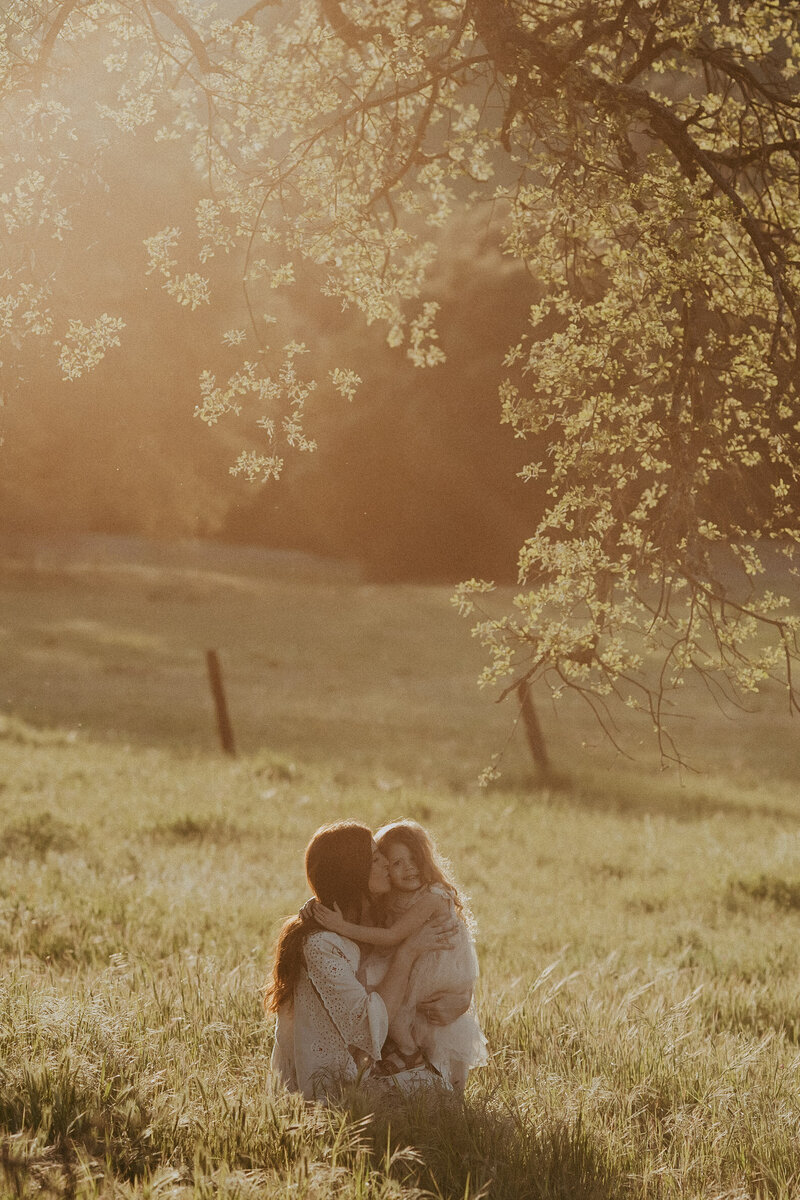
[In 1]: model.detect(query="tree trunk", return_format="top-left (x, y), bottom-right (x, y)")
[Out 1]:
top-left (516, 680), bottom-right (551, 778)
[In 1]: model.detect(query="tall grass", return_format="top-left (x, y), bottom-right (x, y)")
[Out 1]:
top-left (1, 720), bottom-right (800, 1197)
top-left (2, 541), bottom-right (800, 1196)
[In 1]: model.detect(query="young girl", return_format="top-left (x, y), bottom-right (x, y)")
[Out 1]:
top-left (311, 819), bottom-right (487, 1089)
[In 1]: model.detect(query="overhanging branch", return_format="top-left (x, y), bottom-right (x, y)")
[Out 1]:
top-left (318, 0), bottom-right (387, 48)
top-left (146, 0), bottom-right (213, 72)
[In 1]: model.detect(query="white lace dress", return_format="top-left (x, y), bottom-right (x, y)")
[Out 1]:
top-left (271, 931), bottom-right (389, 1100)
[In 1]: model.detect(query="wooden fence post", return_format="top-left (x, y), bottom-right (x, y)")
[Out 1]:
top-left (206, 649), bottom-right (236, 756)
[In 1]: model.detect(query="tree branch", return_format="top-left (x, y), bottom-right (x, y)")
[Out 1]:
top-left (234, 0), bottom-right (281, 26)
top-left (32, 0), bottom-right (79, 85)
top-left (318, 0), bottom-right (386, 48)
top-left (145, 0), bottom-right (213, 73)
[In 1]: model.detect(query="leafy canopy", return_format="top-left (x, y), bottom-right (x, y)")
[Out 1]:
top-left (2, 0), bottom-right (799, 768)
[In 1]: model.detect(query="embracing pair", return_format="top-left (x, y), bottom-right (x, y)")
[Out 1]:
top-left (266, 820), bottom-right (488, 1100)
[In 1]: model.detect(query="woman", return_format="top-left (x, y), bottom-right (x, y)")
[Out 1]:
top-left (265, 820), bottom-right (460, 1100)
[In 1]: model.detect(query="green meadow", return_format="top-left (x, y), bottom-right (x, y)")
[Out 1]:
top-left (1, 537), bottom-right (800, 1198)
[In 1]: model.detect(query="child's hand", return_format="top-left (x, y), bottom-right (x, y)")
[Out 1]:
top-left (311, 901), bottom-right (346, 932)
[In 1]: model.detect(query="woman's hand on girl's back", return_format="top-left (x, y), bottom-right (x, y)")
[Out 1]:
top-left (418, 988), bottom-right (472, 1025)
top-left (404, 913), bottom-right (458, 957)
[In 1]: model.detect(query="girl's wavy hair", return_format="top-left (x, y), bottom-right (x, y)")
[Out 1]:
top-left (264, 821), bottom-right (373, 1013)
top-left (375, 819), bottom-right (473, 927)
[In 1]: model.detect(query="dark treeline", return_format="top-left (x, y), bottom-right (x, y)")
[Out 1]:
top-left (220, 230), bottom-right (539, 582)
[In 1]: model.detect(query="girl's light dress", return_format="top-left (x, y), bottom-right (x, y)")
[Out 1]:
top-left (364, 884), bottom-right (488, 1088)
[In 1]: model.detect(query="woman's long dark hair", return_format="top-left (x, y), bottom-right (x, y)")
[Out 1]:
top-left (264, 821), bottom-right (373, 1012)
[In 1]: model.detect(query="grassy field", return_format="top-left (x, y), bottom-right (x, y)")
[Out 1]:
top-left (1, 536), bottom-right (800, 1198)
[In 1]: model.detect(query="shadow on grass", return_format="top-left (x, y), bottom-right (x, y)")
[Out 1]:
top-left (491, 766), bottom-right (800, 825)
top-left (0, 1057), bottom-right (628, 1200)
top-left (0, 1056), bottom-right (159, 1196)
top-left (347, 1087), bottom-right (626, 1200)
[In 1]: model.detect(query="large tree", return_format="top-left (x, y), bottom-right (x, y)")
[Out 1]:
top-left (2, 0), bottom-right (799, 769)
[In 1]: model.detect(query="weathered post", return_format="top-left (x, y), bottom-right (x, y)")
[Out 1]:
top-left (206, 649), bottom-right (236, 756)
top-left (516, 679), bottom-right (550, 778)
